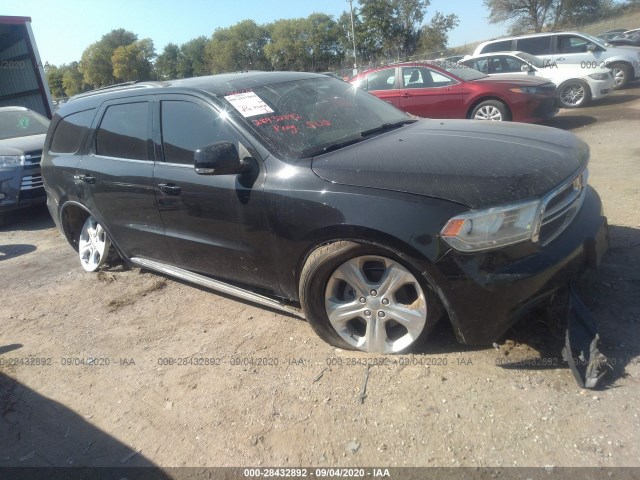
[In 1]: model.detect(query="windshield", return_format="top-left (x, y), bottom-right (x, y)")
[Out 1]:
top-left (440, 64), bottom-right (487, 81)
top-left (515, 52), bottom-right (546, 68)
top-left (218, 77), bottom-right (411, 159)
top-left (581, 33), bottom-right (607, 47)
top-left (0, 109), bottom-right (50, 141)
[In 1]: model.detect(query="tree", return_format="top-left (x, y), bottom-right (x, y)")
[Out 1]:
top-left (178, 37), bottom-right (208, 78)
top-left (62, 62), bottom-right (84, 96)
top-left (305, 13), bottom-right (344, 71)
top-left (264, 18), bottom-right (310, 71)
top-left (112, 39), bottom-right (155, 82)
top-left (79, 29), bottom-right (138, 87)
top-left (358, 0), bottom-right (430, 59)
top-left (45, 65), bottom-right (65, 99)
top-left (417, 12), bottom-right (460, 55)
top-left (206, 20), bottom-right (270, 73)
top-left (484, 0), bottom-right (613, 33)
top-left (155, 43), bottom-right (182, 79)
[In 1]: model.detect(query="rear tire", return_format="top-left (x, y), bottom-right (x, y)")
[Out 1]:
top-left (470, 100), bottom-right (510, 121)
top-left (610, 62), bottom-right (631, 89)
top-left (299, 241), bottom-right (442, 354)
top-left (78, 216), bottom-right (113, 272)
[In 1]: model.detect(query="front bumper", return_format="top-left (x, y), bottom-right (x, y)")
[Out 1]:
top-left (588, 78), bottom-right (615, 100)
top-left (0, 165), bottom-right (46, 214)
top-left (433, 186), bottom-right (607, 345)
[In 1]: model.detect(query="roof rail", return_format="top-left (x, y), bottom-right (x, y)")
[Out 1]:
top-left (69, 80), bottom-right (161, 102)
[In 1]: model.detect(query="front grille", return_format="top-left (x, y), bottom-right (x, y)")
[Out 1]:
top-left (536, 169), bottom-right (587, 245)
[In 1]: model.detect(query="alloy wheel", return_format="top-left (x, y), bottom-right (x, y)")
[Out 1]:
top-left (78, 216), bottom-right (111, 272)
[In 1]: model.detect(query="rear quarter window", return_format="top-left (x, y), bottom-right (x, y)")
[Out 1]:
top-left (516, 37), bottom-right (552, 55)
top-left (49, 109), bottom-right (96, 154)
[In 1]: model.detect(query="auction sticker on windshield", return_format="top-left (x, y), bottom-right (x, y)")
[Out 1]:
top-left (224, 92), bottom-right (274, 117)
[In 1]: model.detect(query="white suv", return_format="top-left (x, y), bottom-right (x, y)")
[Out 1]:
top-left (473, 31), bottom-right (640, 89)
top-left (461, 51), bottom-right (614, 108)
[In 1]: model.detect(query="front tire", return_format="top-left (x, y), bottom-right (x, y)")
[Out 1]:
top-left (78, 216), bottom-right (112, 272)
top-left (557, 79), bottom-right (591, 108)
top-left (299, 241), bottom-right (442, 354)
top-left (470, 100), bottom-right (510, 121)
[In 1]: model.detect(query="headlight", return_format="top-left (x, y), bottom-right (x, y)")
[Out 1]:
top-left (509, 86), bottom-right (546, 94)
top-left (588, 72), bottom-right (610, 80)
top-left (0, 155), bottom-right (25, 167)
top-left (441, 200), bottom-right (541, 252)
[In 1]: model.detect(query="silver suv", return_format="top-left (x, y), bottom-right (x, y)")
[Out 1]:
top-left (474, 31), bottom-right (640, 89)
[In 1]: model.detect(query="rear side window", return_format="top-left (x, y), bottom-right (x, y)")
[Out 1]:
top-left (95, 102), bottom-right (149, 160)
top-left (161, 101), bottom-right (230, 165)
top-left (516, 37), bottom-right (552, 55)
top-left (50, 109), bottom-right (96, 154)
top-left (480, 40), bottom-right (512, 53)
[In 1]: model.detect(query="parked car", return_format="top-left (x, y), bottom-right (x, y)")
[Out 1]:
top-left (0, 106), bottom-right (49, 219)
top-left (461, 51), bottom-right (614, 108)
top-left (349, 61), bottom-right (558, 122)
top-left (607, 30), bottom-right (640, 47)
top-left (473, 31), bottom-right (640, 89)
top-left (596, 29), bottom-right (627, 41)
top-left (42, 72), bottom-right (608, 365)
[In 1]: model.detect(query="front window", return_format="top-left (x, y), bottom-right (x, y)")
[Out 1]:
top-left (218, 77), bottom-right (411, 159)
top-left (0, 109), bottom-right (49, 140)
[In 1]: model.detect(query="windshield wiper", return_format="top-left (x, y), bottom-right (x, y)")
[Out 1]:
top-left (305, 137), bottom-right (365, 157)
top-left (360, 119), bottom-right (417, 137)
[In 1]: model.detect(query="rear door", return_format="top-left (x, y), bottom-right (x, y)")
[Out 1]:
top-left (398, 66), bottom-right (465, 118)
top-left (77, 96), bottom-right (172, 261)
top-left (152, 95), bottom-right (277, 289)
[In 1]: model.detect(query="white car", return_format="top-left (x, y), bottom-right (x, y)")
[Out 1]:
top-left (461, 51), bottom-right (614, 108)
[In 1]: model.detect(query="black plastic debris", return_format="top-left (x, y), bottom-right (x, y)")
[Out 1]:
top-left (562, 284), bottom-right (607, 389)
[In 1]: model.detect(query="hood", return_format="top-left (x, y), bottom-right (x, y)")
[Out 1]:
top-left (311, 120), bottom-right (589, 209)
top-left (0, 133), bottom-right (46, 156)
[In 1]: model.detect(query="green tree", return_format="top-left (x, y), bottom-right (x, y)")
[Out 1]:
top-left (79, 29), bottom-right (138, 87)
top-left (155, 43), bottom-right (182, 79)
top-left (45, 64), bottom-right (65, 99)
top-left (264, 19), bottom-right (310, 71)
top-left (111, 38), bottom-right (155, 81)
top-left (62, 62), bottom-right (84, 96)
top-left (178, 37), bottom-right (208, 78)
top-left (417, 12), bottom-right (460, 55)
top-left (206, 20), bottom-right (270, 73)
top-left (305, 13), bottom-right (344, 71)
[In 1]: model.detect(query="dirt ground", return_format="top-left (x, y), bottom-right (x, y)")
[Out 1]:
top-left (1, 84), bottom-right (639, 471)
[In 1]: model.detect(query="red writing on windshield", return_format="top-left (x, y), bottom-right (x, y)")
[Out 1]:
top-left (252, 113), bottom-right (302, 127)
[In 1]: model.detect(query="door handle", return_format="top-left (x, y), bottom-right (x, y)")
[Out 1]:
top-left (158, 183), bottom-right (182, 195)
top-left (556, 57), bottom-right (565, 61)
top-left (400, 93), bottom-right (411, 98)
top-left (73, 174), bottom-right (96, 184)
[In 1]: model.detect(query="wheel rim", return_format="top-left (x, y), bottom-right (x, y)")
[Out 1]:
top-left (612, 67), bottom-right (625, 87)
top-left (560, 83), bottom-right (586, 106)
top-left (324, 255), bottom-right (428, 353)
top-left (473, 105), bottom-right (503, 121)
top-left (78, 216), bottom-right (110, 272)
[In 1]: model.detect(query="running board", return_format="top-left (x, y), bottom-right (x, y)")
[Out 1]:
top-left (130, 257), bottom-right (305, 319)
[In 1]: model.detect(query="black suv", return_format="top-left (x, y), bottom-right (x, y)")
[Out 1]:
top-left (42, 72), bottom-right (608, 358)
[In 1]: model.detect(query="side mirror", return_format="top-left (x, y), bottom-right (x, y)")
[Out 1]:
top-left (586, 43), bottom-right (597, 52)
top-left (194, 142), bottom-right (243, 175)
top-left (520, 64), bottom-right (531, 72)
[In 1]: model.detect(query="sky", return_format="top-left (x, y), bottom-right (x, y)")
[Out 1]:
top-left (3, 0), bottom-right (507, 66)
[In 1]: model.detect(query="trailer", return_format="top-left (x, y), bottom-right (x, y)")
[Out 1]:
top-left (0, 16), bottom-right (53, 119)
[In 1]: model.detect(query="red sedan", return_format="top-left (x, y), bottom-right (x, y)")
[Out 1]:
top-left (349, 62), bottom-right (558, 122)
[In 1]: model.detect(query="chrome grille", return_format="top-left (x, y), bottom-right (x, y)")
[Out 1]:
top-left (23, 154), bottom-right (42, 167)
top-left (536, 169), bottom-right (587, 246)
